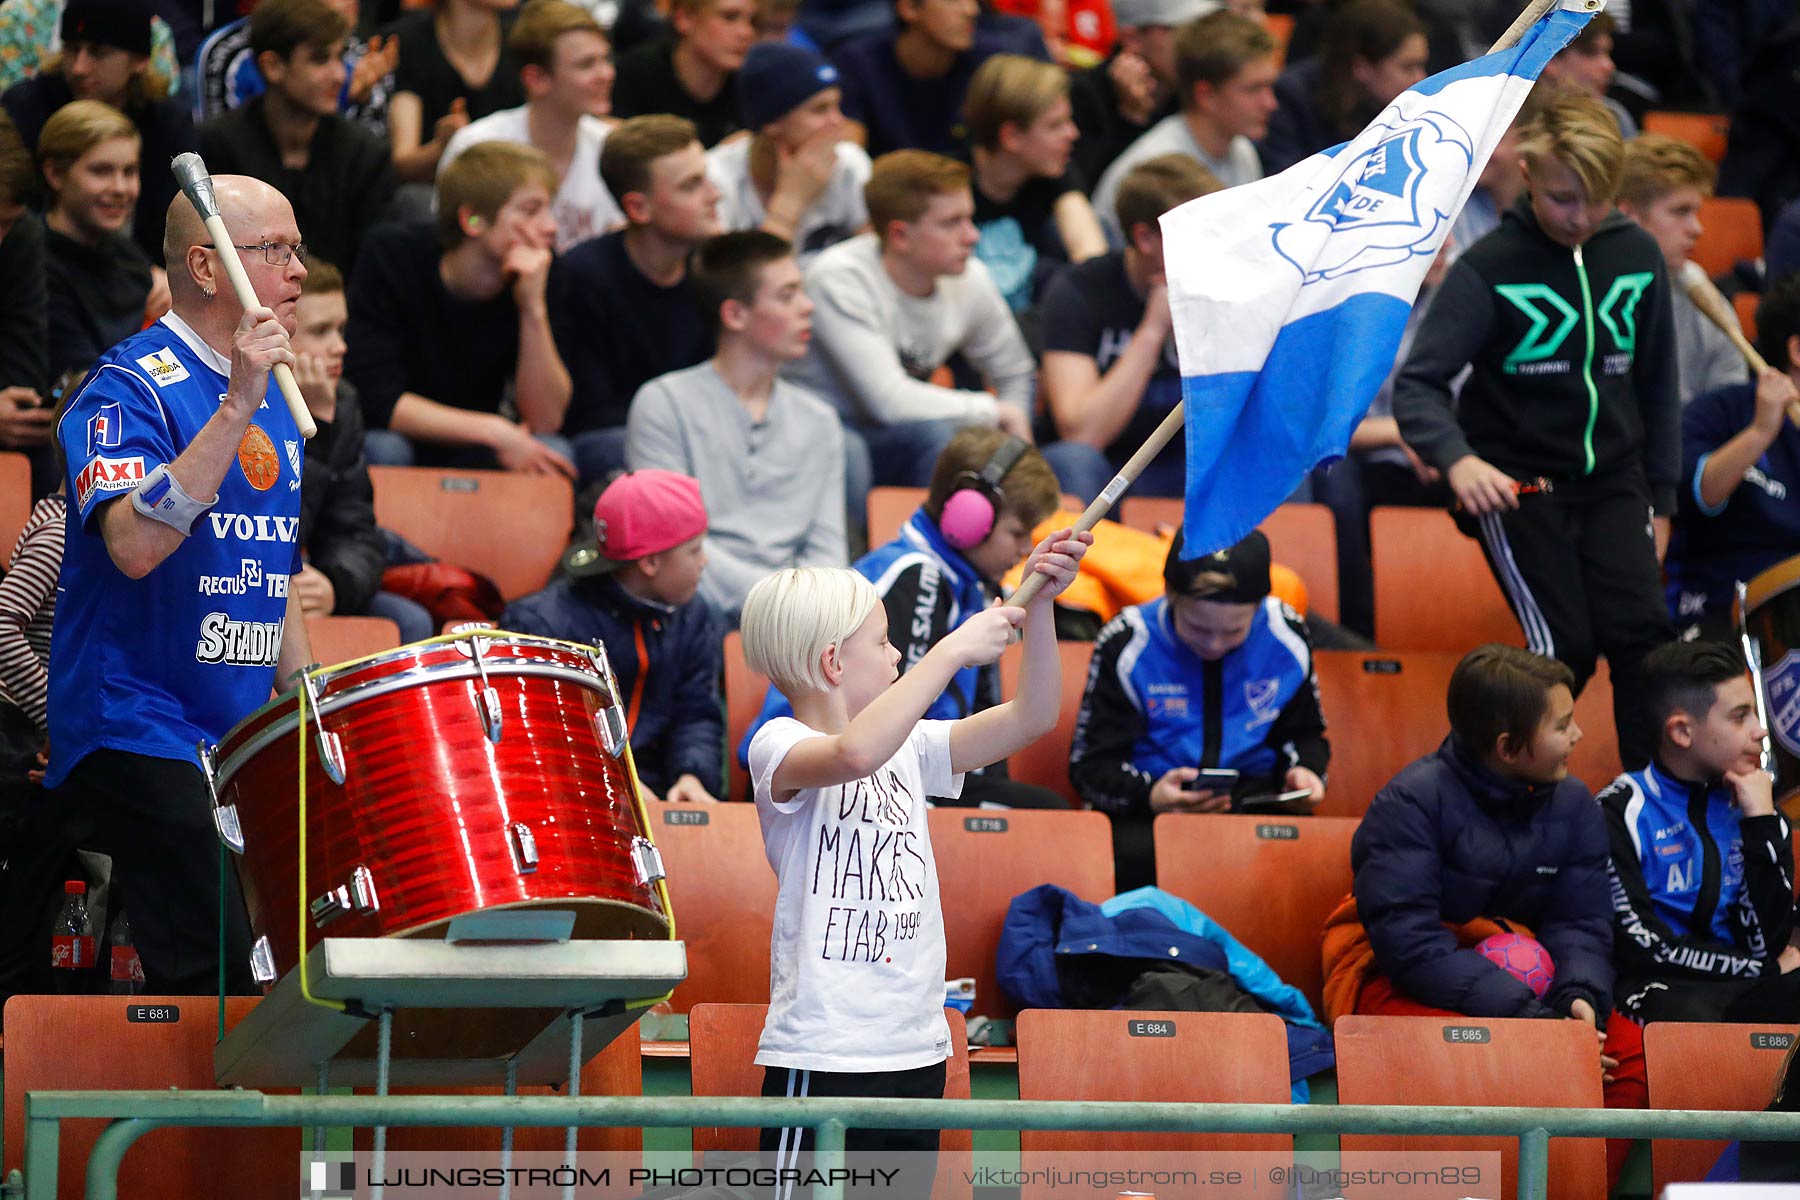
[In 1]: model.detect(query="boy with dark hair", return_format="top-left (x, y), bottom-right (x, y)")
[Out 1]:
top-left (198, 0), bottom-right (396, 276)
top-left (610, 0), bottom-right (753, 147)
top-left (790, 149), bottom-right (1035, 489)
top-left (1066, 0), bottom-right (1209, 188)
top-left (1346, 643), bottom-right (1645, 1186)
top-left (1091, 8), bottom-right (1275, 240)
top-left (1539, 11), bottom-right (1635, 137)
top-left (1601, 640), bottom-right (1800, 1024)
top-left (1665, 277), bottom-right (1800, 639)
top-left (1394, 91), bottom-right (1679, 772)
top-left (550, 114), bottom-right (719, 483)
top-left (625, 231), bottom-right (846, 623)
top-left (290, 259), bottom-right (433, 644)
top-left (439, 0), bottom-right (622, 253)
top-left (742, 426), bottom-right (1071, 810)
top-left (345, 142), bottom-right (575, 477)
top-left (1040, 152), bottom-right (1219, 501)
top-left (830, 0), bottom-right (1010, 157)
top-left (504, 470), bottom-right (727, 805)
top-left (1072, 528), bottom-right (1329, 889)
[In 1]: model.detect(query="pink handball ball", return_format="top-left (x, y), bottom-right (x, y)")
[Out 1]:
top-left (1475, 931), bottom-right (1555, 998)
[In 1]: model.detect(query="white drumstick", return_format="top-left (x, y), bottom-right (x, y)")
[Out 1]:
top-left (1682, 261), bottom-right (1800, 429)
top-left (170, 152), bottom-right (317, 439)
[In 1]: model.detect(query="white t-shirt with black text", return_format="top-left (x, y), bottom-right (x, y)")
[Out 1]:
top-left (748, 715), bottom-right (961, 1072)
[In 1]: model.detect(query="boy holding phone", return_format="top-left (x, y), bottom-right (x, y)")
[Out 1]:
top-left (1071, 528), bottom-right (1330, 888)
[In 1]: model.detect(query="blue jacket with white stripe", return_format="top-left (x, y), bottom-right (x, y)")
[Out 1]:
top-left (1068, 595), bottom-right (1328, 816)
top-left (1599, 762), bottom-right (1796, 1016)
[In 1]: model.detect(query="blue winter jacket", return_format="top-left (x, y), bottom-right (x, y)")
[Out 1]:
top-left (1352, 737), bottom-right (1615, 1020)
top-left (996, 884), bottom-right (1334, 1100)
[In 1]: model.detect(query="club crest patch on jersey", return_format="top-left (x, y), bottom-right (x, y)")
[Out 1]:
top-left (134, 348), bottom-right (190, 387)
top-left (86, 402), bottom-right (121, 453)
top-left (1763, 649), bottom-right (1800, 760)
top-left (237, 425), bottom-right (280, 492)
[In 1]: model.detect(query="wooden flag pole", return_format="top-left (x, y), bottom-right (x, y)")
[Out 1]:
top-left (1009, 0), bottom-right (1569, 610)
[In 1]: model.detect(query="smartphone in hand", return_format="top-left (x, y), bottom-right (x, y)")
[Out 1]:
top-left (1182, 767), bottom-right (1240, 792)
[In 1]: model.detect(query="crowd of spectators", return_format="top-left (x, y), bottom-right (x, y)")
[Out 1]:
top-left (0, 0), bottom-right (1797, 1126)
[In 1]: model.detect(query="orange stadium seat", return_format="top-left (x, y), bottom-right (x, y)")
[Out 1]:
top-left (1568, 661), bottom-right (1622, 793)
top-left (927, 807), bottom-right (1114, 1019)
top-left (867, 486), bottom-right (926, 547)
top-left (0, 451), bottom-right (32, 556)
top-left (1016, 1009), bottom-right (1292, 1178)
top-left (996, 639), bottom-right (1092, 806)
top-left (1153, 813), bottom-right (1358, 1012)
top-left (2, 995), bottom-right (295, 1200)
top-left (1263, 11), bottom-right (1295, 68)
top-left (687, 1002), bottom-right (973, 1158)
top-left (304, 615), bottom-right (402, 666)
top-left (1313, 649), bottom-right (1459, 817)
top-left (1645, 1022), bottom-right (1797, 1195)
top-left (369, 466), bottom-right (572, 600)
top-left (650, 800), bottom-right (777, 1011)
top-left (1116, 499), bottom-right (1340, 622)
top-left (722, 631), bottom-right (770, 800)
top-left (1693, 197), bottom-right (1764, 278)
top-left (1371, 506), bottom-right (1521, 652)
top-left (1335, 1015), bottom-right (1608, 1200)
top-left (1736, 290), bottom-right (1759, 343)
top-left (1642, 111), bottom-right (1731, 163)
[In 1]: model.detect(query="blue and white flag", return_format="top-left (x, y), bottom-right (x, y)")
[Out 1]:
top-left (1163, 0), bottom-right (1597, 556)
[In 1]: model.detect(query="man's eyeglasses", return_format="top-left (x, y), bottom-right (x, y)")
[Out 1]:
top-left (232, 240), bottom-right (308, 266)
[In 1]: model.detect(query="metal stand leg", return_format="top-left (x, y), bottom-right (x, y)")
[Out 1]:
top-left (312, 1060), bottom-right (330, 1156)
top-left (499, 1059), bottom-right (518, 1200)
top-left (372, 1009), bottom-right (393, 1200)
top-left (563, 1011), bottom-right (583, 1200)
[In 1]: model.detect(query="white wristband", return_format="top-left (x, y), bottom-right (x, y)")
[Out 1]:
top-left (131, 463), bottom-right (216, 535)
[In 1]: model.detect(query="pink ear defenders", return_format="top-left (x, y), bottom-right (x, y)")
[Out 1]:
top-left (938, 435), bottom-right (1031, 550)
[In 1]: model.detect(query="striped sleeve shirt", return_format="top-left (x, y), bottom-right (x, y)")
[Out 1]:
top-left (0, 493), bottom-right (64, 733)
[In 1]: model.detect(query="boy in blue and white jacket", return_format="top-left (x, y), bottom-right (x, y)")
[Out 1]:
top-left (1601, 640), bottom-right (1800, 1023)
top-left (1071, 529), bottom-right (1329, 889)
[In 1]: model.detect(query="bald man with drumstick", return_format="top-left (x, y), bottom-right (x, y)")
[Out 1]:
top-left (45, 174), bottom-right (313, 995)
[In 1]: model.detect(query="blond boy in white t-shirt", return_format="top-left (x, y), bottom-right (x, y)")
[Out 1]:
top-left (740, 529), bottom-right (1089, 1167)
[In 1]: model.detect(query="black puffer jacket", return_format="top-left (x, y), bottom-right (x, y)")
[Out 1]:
top-left (298, 382), bottom-right (385, 615)
top-left (1351, 736), bottom-right (1614, 1019)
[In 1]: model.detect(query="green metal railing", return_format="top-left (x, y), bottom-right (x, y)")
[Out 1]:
top-left (19, 1090), bottom-right (1800, 1200)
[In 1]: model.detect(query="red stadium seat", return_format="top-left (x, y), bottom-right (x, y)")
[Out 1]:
top-left (650, 800), bottom-right (777, 1011)
top-left (2, 995), bottom-right (295, 1200)
top-left (0, 451), bottom-right (32, 557)
top-left (721, 631), bottom-right (770, 800)
top-left (1693, 198), bottom-right (1764, 277)
top-left (1642, 111), bottom-right (1731, 163)
top-left (1736, 290), bottom-right (1759, 343)
top-left (1313, 649), bottom-right (1460, 817)
top-left (1336, 1015), bottom-right (1608, 1200)
top-left (927, 807), bottom-right (1114, 1018)
top-left (304, 615), bottom-right (402, 666)
top-left (1568, 661), bottom-right (1622, 794)
top-left (1153, 812), bottom-right (1358, 1012)
top-left (369, 466), bottom-right (572, 600)
top-left (996, 640), bottom-right (1092, 806)
top-left (1645, 1022), bottom-right (1797, 1195)
top-left (1371, 506), bottom-right (1521, 652)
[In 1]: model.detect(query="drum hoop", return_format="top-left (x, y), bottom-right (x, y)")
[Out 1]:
top-left (211, 658), bottom-right (613, 790)
top-left (1744, 556), bottom-right (1800, 617)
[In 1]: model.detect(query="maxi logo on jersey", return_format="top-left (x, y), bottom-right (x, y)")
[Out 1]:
top-left (195, 612), bottom-right (283, 666)
top-left (73, 455), bottom-right (145, 508)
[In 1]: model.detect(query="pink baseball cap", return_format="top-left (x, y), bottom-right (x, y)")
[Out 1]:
top-left (564, 470), bottom-right (709, 577)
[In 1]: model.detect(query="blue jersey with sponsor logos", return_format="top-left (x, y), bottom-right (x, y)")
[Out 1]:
top-left (46, 313), bottom-right (303, 787)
